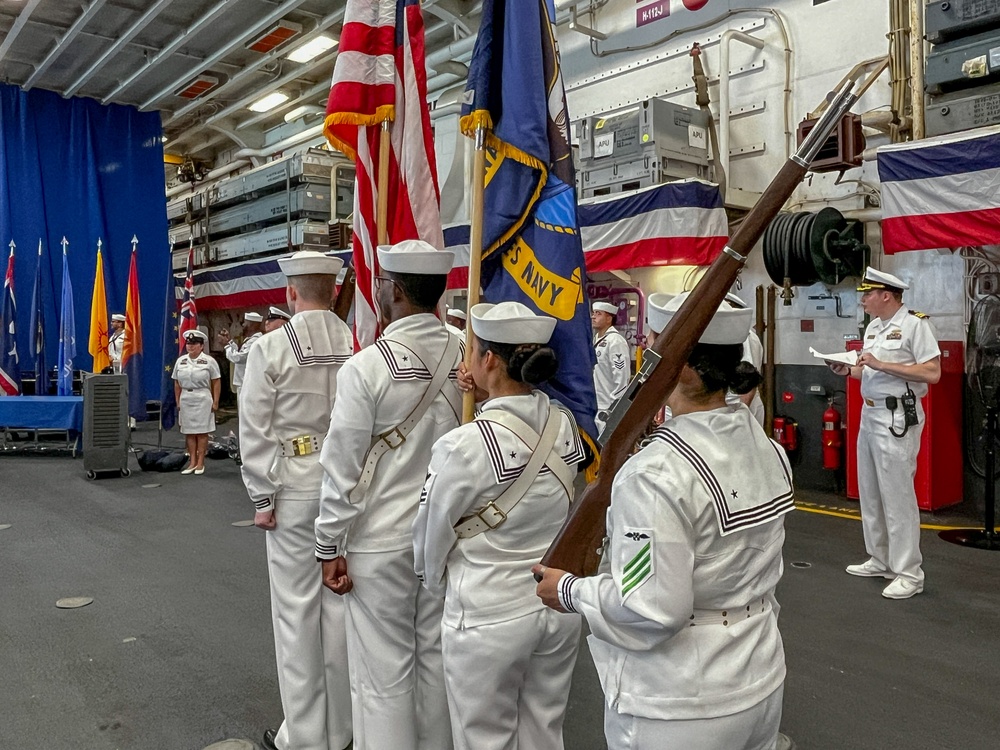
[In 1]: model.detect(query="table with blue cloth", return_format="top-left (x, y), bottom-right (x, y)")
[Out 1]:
top-left (0, 396), bottom-right (83, 455)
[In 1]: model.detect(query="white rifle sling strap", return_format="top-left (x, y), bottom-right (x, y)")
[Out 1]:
top-left (354, 333), bottom-right (461, 497)
top-left (454, 406), bottom-right (573, 539)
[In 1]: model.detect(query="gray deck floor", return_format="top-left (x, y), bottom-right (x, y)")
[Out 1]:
top-left (2, 421), bottom-right (999, 749)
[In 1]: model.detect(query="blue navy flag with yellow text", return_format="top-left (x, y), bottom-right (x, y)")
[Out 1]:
top-left (462, 0), bottom-right (597, 438)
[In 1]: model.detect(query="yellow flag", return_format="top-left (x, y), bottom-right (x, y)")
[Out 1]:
top-left (89, 247), bottom-right (110, 372)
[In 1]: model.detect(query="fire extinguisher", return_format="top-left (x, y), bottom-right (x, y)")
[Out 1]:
top-left (773, 416), bottom-right (799, 453)
top-left (822, 402), bottom-right (844, 470)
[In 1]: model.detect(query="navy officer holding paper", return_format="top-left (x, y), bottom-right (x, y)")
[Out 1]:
top-left (826, 266), bottom-right (940, 600)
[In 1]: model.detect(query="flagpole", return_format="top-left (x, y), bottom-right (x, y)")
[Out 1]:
top-left (376, 119), bottom-right (391, 245)
top-left (462, 126), bottom-right (488, 423)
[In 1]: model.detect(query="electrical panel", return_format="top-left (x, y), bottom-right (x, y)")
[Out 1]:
top-left (576, 99), bottom-right (711, 199)
top-left (925, 4), bottom-right (1000, 136)
top-left (926, 0), bottom-right (1000, 45)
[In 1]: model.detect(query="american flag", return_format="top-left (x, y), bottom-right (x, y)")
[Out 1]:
top-left (177, 244), bottom-right (198, 353)
top-left (0, 246), bottom-right (21, 396)
top-left (324, 0), bottom-right (443, 347)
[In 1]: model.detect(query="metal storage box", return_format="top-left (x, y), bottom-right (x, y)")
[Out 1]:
top-left (925, 29), bottom-right (1000, 94)
top-left (926, 0), bottom-right (1000, 45)
top-left (577, 99), bottom-right (711, 198)
top-left (83, 374), bottom-right (130, 479)
top-left (926, 83), bottom-right (1000, 135)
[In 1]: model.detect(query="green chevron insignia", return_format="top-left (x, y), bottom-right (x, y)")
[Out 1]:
top-left (622, 541), bottom-right (652, 597)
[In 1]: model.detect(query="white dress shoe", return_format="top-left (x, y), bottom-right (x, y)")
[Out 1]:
top-left (180, 467), bottom-right (195, 475)
top-left (193, 466), bottom-right (205, 475)
top-left (845, 559), bottom-right (893, 578)
top-left (882, 577), bottom-right (923, 599)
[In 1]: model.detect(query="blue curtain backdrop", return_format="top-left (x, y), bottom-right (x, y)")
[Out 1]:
top-left (0, 84), bottom-right (169, 401)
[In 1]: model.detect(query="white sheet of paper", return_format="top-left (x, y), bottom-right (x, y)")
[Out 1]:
top-left (809, 347), bottom-right (858, 366)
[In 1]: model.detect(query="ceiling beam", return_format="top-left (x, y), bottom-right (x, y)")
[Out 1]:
top-left (161, 6), bottom-right (345, 126)
top-left (138, 0), bottom-right (317, 112)
top-left (0, 0), bottom-right (45, 64)
top-left (22, 0), bottom-right (107, 89)
top-left (101, 0), bottom-right (245, 104)
top-left (63, 0), bottom-right (173, 99)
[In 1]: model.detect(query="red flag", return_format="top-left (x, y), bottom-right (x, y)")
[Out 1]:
top-left (324, 0), bottom-right (443, 348)
top-left (177, 246), bottom-right (198, 353)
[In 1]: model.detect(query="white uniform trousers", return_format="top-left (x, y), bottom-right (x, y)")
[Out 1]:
top-left (441, 608), bottom-right (581, 750)
top-left (344, 547), bottom-right (453, 750)
top-left (603, 683), bottom-right (784, 750)
top-left (856, 404), bottom-right (925, 585)
top-left (266, 499), bottom-right (352, 750)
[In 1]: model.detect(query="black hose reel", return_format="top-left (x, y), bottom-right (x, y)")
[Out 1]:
top-left (762, 208), bottom-right (869, 305)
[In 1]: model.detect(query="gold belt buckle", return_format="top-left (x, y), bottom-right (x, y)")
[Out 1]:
top-left (475, 501), bottom-right (507, 530)
top-left (291, 436), bottom-right (314, 456)
top-left (380, 427), bottom-right (406, 449)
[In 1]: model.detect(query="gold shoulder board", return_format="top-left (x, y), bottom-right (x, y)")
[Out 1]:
top-left (909, 310), bottom-right (929, 319)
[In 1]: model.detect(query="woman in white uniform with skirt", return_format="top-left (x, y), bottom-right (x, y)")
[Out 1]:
top-left (172, 329), bottom-right (221, 475)
top-left (535, 292), bottom-right (794, 750)
top-left (413, 301), bottom-right (585, 750)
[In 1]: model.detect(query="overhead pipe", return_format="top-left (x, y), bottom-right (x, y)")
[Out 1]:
top-left (283, 105), bottom-right (328, 123)
top-left (165, 123), bottom-right (327, 199)
top-left (718, 29), bottom-right (767, 205)
top-left (909, 0), bottom-right (925, 139)
top-left (165, 159), bottom-right (250, 199)
top-left (103, 0), bottom-right (239, 104)
top-left (63, 0), bottom-right (172, 98)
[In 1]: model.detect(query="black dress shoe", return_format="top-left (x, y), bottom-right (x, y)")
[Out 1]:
top-left (261, 728), bottom-right (279, 750)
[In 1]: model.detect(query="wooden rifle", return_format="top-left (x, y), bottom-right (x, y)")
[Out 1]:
top-left (332, 264), bottom-right (357, 323)
top-left (540, 78), bottom-right (860, 577)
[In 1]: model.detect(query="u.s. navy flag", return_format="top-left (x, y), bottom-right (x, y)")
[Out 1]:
top-left (462, 0), bottom-right (598, 438)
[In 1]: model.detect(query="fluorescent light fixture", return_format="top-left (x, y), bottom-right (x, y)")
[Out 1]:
top-left (286, 35), bottom-right (338, 63)
top-left (248, 91), bottom-right (290, 113)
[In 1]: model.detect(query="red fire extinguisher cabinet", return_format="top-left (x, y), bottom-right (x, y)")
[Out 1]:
top-left (846, 340), bottom-right (964, 511)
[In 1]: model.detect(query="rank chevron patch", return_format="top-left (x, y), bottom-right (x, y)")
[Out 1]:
top-left (621, 536), bottom-right (653, 599)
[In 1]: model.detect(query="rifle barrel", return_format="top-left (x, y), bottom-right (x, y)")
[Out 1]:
top-left (541, 82), bottom-right (859, 577)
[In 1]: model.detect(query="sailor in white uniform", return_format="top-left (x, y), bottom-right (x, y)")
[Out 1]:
top-left (724, 293), bottom-right (765, 426)
top-left (445, 307), bottom-right (467, 333)
top-left (413, 301), bottom-right (585, 750)
top-left (172, 330), bottom-right (221, 474)
top-left (826, 267), bottom-right (940, 600)
top-left (536, 292), bottom-right (794, 750)
top-left (265, 306), bottom-right (292, 332)
top-left (592, 301), bottom-right (630, 434)
top-left (315, 239), bottom-right (461, 750)
top-left (239, 251), bottom-right (354, 750)
top-left (219, 312), bottom-right (264, 396)
top-left (108, 313), bottom-right (126, 371)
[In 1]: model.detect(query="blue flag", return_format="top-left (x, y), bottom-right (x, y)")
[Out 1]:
top-left (29, 242), bottom-right (49, 396)
top-left (1, 247), bottom-right (20, 396)
top-left (159, 267), bottom-right (179, 431)
top-left (57, 247), bottom-right (76, 396)
top-left (462, 0), bottom-right (597, 438)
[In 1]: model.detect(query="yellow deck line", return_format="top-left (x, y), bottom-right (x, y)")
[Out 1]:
top-left (793, 502), bottom-right (998, 532)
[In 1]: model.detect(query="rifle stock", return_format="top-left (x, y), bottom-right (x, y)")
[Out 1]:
top-left (333, 265), bottom-right (357, 323)
top-left (541, 81), bottom-right (859, 577)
